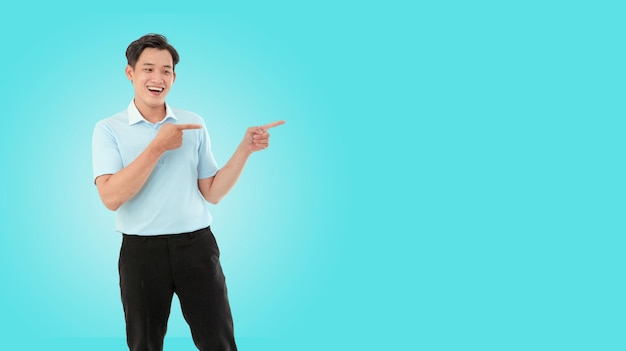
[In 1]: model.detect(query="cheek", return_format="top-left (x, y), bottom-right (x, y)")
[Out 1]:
top-left (133, 75), bottom-right (148, 87)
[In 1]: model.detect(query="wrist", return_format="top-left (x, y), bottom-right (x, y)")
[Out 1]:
top-left (147, 141), bottom-right (166, 157)
top-left (237, 142), bottom-right (253, 156)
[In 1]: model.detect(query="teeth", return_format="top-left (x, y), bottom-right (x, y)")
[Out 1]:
top-left (148, 87), bottom-right (163, 92)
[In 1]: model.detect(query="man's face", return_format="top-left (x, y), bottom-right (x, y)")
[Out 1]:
top-left (125, 48), bottom-right (176, 110)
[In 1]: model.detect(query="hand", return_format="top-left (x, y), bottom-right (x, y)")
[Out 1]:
top-left (243, 120), bottom-right (285, 153)
top-left (153, 123), bottom-right (202, 152)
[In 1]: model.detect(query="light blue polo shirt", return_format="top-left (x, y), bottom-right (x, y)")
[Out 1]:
top-left (92, 101), bottom-right (219, 235)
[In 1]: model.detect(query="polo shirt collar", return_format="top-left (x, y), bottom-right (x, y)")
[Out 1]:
top-left (128, 100), bottom-right (178, 125)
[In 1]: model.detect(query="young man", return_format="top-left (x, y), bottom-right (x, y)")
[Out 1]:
top-left (92, 34), bottom-right (284, 351)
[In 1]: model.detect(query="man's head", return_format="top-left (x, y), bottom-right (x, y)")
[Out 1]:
top-left (126, 34), bottom-right (179, 69)
top-left (125, 34), bottom-right (179, 113)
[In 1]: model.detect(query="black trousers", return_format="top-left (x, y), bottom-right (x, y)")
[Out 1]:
top-left (119, 226), bottom-right (237, 351)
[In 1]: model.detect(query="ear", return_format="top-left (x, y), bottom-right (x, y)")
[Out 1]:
top-left (173, 71), bottom-right (176, 84)
top-left (125, 65), bottom-right (134, 81)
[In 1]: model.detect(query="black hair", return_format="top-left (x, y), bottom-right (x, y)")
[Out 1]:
top-left (126, 33), bottom-right (179, 69)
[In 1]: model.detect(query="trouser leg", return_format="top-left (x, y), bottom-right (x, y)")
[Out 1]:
top-left (119, 236), bottom-right (175, 351)
top-left (170, 227), bottom-right (237, 351)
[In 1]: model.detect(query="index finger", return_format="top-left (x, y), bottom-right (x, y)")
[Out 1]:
top-left (261, 120), bottom-right (286, 130)
top-left (176, 124), bottom-right (203, 130)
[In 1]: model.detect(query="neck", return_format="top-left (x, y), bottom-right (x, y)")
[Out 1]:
top-left (135, 99), bottom-right (166, 123)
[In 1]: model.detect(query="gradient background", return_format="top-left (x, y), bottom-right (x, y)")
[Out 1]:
top-left (0, 1), bottom-right (625, 350)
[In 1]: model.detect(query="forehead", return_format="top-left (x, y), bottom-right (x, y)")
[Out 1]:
top-left (137, 48), bottom-right (173, 66)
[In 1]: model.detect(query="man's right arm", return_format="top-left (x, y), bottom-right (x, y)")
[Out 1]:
top-left (95, 143), bottom-right (164, 211)
top-left (95, 123), bottom-right (202, 211)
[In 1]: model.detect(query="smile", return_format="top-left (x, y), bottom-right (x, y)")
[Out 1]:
top-left (147, 86), bottom-right (165, 93)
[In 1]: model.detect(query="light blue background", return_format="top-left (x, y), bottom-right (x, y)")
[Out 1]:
top-left (0, 1), bottom-right (624, 350)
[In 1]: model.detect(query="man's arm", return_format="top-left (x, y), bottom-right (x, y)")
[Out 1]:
top-left (198, 120), bottom-right (285, 204)
top-left (96, 123), bottom-right (202, 211)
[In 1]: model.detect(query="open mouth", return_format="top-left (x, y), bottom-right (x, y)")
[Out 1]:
top-left (147, 86), bottom-right (165, 95)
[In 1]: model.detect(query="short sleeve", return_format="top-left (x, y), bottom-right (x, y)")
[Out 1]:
top-left (197, 119), bottom-right (219, 179)
top-left (92, 121), bottom-right (124, 183)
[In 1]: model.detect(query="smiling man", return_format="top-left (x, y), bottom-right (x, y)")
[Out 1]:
top-left (92, 34), bottom-right (284, 351)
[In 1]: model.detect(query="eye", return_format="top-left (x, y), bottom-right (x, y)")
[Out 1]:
top-left (164, 70), bottom-right (171, 75)
top-left (144, 68), bottom-right (152, 72)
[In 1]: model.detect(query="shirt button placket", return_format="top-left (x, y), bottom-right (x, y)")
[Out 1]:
top-left (154, 123), bottom-right (165, 166)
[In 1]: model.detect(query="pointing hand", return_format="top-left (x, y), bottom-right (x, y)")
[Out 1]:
top-left (153, 123), bottom-right (202, 152)
top-left (243, 120), bottom-right (285, 153)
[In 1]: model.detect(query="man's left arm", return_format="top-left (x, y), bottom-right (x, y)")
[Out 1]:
top-left (198, 120), bottom-right (285, 204)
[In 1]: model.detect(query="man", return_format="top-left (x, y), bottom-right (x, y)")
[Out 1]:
top-left (92, 33), bottom-right (284, 351)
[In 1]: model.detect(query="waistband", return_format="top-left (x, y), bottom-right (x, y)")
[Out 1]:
top-left (122, 226), bottom-right (211, 240)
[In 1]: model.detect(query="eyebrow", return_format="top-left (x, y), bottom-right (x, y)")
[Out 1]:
top-left (141, 63), bottom-right (173, 69)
